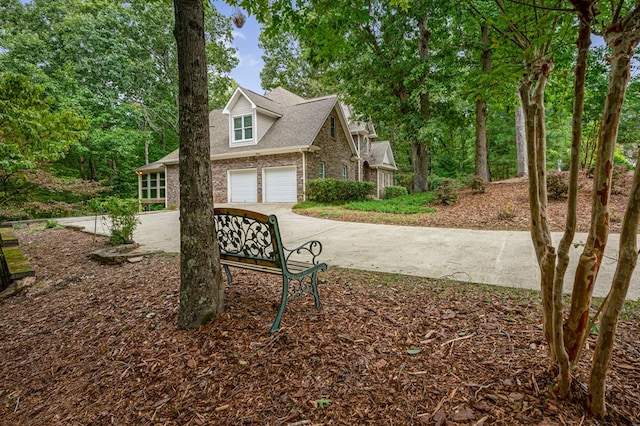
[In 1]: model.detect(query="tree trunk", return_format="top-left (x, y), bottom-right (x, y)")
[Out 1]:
top-left (588, 149), bottom-right (640, 416)
top-left (79, 156), bottom-right (86, 180)
top-left (586, 8), bottom-right (640, 414)
top-left (174, 0), bottom-right (224, 329)
top-left (90, 159), bottom-right (97, 181)
top-left (412, 141), bottom-right (429, 192)
top-left (515, 103), bottom-right (527, 177)
top-left (563, 25), bottom-right (637, 364)
top-left (475, 24), bottom-right (491, 181)
top-left (559, 4), bottom-right (593, 367)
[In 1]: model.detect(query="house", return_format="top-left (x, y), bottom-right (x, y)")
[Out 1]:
top-left (135, 87), bottom-right (397, 206)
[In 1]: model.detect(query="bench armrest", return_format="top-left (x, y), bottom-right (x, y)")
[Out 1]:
top-left (283, 240), bottom-right (324, 265)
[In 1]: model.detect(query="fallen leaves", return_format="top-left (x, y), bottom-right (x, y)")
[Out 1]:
top-left (0, 227), bottom-right (637, 425)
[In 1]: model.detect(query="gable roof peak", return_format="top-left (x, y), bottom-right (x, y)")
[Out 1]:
top-left (223, 86), bottom-right (283, 117)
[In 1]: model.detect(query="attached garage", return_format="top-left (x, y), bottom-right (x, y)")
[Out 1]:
top-left (228, 169), bottom-right (257, 203)
top-left (263, 166), bottom-right (297, 203)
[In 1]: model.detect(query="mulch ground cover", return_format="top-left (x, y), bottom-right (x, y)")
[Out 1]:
top-left (1, 227), bottom-right (639, 425)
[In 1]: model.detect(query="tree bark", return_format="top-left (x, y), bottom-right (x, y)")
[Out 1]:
top-left (412, 141), bottom-right (429, 192)
top-left (174, 0), bottom-right (224, 329)
top-left (515, 103), bottom-right (527, 177)
top-left (586, 7), bottom-right (640, 415)
top-left (560, 2), bottom-right (594, 366)
top-left (563, 17), bottom-right (638, 363)
top-left (475, 24), bottom-right (491, 181)
top-left (588, 149), bottom-right (640, 417)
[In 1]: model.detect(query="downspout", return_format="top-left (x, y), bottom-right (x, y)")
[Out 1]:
top-left (301, 149), bottom-right (307, 201)
top-left (163, 165), bottom-right (168, 208)
top-left (136, 171), bottom-right (142, 211)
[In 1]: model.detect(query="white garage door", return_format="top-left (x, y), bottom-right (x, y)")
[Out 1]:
top-left (264, 167), bottom-right (297, 203)
top-left (229, 169), bottom-right (257, 203)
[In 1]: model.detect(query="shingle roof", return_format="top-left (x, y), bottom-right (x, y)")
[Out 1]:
top-left (369, 141), bottom-right (397, 170)
top-left (148, 87), bottom-right (356, 165)
top-left (135, 160), bottom-right (165, 172)
top-left (209, 94), bottom-right (341, 156)
top-left (264, 87), bottom-right (306, 106)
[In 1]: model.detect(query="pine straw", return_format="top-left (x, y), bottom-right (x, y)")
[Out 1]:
top-left (0, 228), bottom-right (638, 425)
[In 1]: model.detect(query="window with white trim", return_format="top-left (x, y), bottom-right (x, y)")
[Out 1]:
top-left (363, 137), bottom-right (369, 155)
top-left (342, 165), bottom-right (348, 180)
top-left (319, 162), bottom-right (325, 179)
top-left (141, 172), bottom-right (165, 200)
top-left (233, 114), bottom-right (253, 142)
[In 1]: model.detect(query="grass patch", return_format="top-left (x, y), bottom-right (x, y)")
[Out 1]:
top-left (345, 192), bottom-right (437, 214)
top-left (295, 192), bottom-right (438, 215)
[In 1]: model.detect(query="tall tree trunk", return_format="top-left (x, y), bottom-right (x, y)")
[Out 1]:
top-left (90, 159), bottom-right (97, 182)
top-left (412, 141), bottom-right (429, 192)
top-left (79, 156), bottom-right (86, 180)
top-left (563, 22), bottom-right (637, 364)
top-left (588, 148), bottom-right (640, 416)
top-left (475, 24), bottom-right (491, 181)
top-left (586, 7), bottom-right (640, 415)
top-left (561, 1), bottom-right (595, 365)
top-left (515, 103), bottom-right (527, 177)
top-left (174, 0), bottom-right (224, 329)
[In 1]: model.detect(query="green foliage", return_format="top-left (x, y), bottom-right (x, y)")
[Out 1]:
top-left (436, 178), bottom-right (459, 205)
top-left (0, 72), bottom-right (87, 182)
top-left (382, 186), bottom-right (409, 199)
top-left (467, 175), bottom-right (487, 194)
top-left (306, 179), bottom-right (375, 203)
top-left (91, 197), bottom-right (140, 245)
top-left (428, 175), bottom-right (445, 191)
top-left (0, 0), bottom-right (237, 198)
top-left (345, 192), bottom-right (437, 214)
top-left (546, 171), bottom-right (568, 200)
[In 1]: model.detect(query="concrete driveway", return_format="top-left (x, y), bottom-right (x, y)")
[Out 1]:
top-left (59, 203), bottom-right (640, 300)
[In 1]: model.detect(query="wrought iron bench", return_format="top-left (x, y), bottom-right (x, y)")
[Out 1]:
top-left (214, 207), bottom-right (327, 333)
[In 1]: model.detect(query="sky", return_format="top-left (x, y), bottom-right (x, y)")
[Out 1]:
top-left (215, 2), bottom-right (265, 94)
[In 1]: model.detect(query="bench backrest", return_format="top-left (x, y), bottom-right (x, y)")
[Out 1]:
top-left (213, 207), bottom-right (285, 268)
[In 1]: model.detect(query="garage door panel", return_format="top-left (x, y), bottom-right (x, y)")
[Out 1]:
top-left (229, 169), bottom-right (257, 203)
top-left (264, 167), bottom-right (297, 203)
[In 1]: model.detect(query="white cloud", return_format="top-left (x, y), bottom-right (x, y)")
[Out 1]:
top-left (232, 30), bottom-right (247, 41)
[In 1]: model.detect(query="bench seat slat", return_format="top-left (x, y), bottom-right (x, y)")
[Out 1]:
top-left (2, 247), bottom-right (35, 280)
top-left (0, 228), bottom-right (19, 247)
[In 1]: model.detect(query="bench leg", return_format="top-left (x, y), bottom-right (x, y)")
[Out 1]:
top-left (223, 265), bottom-right (233, 283)
top-left (270, 275), bottom-right (290, 333)
top-left (310, 272), bottom-right (321, 309)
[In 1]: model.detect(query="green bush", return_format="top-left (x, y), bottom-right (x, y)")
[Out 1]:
top-left (383, 185), bottom-right (408, 199)
top-left (428, 175), bottom-right (444, 191)
top-left (306, 179), bottom-right (375, 203)
top-left (467, 175), bottom-right (487, 194)
top-left (90, 197), bottom-right (140, 244)
top-left (437, 178), bottom-right (459, 205)
top-left (547, 171), bottom-right (568, 200)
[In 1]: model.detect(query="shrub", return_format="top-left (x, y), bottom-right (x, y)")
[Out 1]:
top-left (547, 171), bottom-right (568, 200)
top-left (382, 185), bottom-right (408, 199)
top-left (497, 202), bottom-right (516, 220)
top-left (437, 178), bottom-right (459, 205)
top-left (467, 175), bottom-right (487, 194)
top-left (90, 197), bottom-right (140, 244)
top-left (428, 175), bottom-right (444, 191)
top-left (306, 179), bottom-right (375, 203)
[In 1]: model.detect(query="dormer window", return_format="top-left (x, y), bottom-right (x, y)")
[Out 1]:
top-left (233, 114), bottom-right (253, 142)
